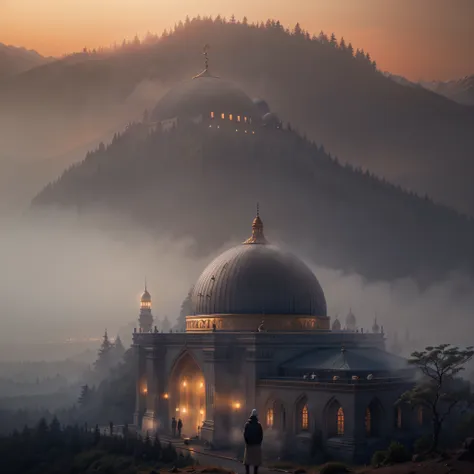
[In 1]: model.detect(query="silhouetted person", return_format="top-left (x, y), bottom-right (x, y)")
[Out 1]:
top-left (243, 409), bottom-right (263, 474)
top-left (177, 418), bottom-right (183, 437)
top-left (171, 417), bottom-right (177, 437)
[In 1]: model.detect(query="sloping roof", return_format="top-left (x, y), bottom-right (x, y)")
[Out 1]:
top-left (281, 346), bottom-right (408, 372)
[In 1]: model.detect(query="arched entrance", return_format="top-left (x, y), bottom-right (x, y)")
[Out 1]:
top-left (169, 352), bottom-right (206, 438)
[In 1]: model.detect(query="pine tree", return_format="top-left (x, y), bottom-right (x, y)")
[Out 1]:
top-left (78, 384), bottom-right (91, 407)
top-left (242, 16), bottom-right (248, 26)
top-left (347, 42), bottom-right (354, 57)
top-left (293, 23), bottom-right (302, 36)
top-left (318, 31), bottom-right (328, 44)
top-left (95, 329), bottom-right (114, 374)
top-left (114, 335), bottom-right (126, 359)
top-left (230, 14), bottom-right (236, 24)
top-left (339, 37), bottom-right (346, 51)
top-left (329, 32), bottom-right (337, 47)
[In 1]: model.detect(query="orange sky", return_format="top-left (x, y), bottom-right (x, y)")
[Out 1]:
top-left (1, 0), bottom-right (473, 81)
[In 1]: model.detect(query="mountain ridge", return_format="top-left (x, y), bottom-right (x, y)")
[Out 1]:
top-left (3, 17), bottom-right (474, 215)
top-left (33, 121), bottom-right (474, 284)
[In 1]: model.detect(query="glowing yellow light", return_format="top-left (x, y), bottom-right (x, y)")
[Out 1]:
top-left (237, 116), bottom-right (241, 122)
top-left (199, 382), bottom-right (204, 388)
top-left (200, 409), bottom-right (204, 415)
top-left (182, 407), bottom-right (187, 413)
top-left (221, 113), bottom-right (225, 119)
top-left (233, 401), bottom-right (241, 410)
top-left (176, 407), bottom-right (180, 412)
top-left (163, 393), bottom-right (169, 399)
top-left (182, 381), bottom-right (187, 387)
top-left (236, 129), bottom-right (238, 132)
top-left (210, 112), bottom-right (215, 118)
top-left (142, 387), bottom-right (148, 394)
top-left (229, 114), bottom-right (233, 121)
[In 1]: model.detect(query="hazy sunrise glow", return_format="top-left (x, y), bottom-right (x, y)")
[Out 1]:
top-left (1, 0), bottom-right (473, 80)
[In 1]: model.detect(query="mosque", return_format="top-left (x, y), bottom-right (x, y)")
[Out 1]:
top-left (132, 58), bottom-right (423, 463)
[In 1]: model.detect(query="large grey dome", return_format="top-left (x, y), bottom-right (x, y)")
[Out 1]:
top-left (152, 73), bottom-right (259, 122)
top-left (191, 243), bottom-right (327, 317)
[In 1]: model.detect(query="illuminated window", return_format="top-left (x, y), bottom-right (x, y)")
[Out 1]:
top-left (365, 408), bottom-right (371, 436)
top-left (237, 115), bottom-right (241, 122)
top-left (266, 408), bottom-right (274, 428)
top-left (417, 406), bottom-right (423, 426)
top-left (244, 116), bottom-right (248, 123)
top-left (210, 112), bottom-right (215, 118)
top-left (229, 114), bottom-right (233, 121)
top-left (301, 404), bottom-right (309, 430)
top-left (221, 113), bottom-right (225, 119)
top-left (337, 407), bottom-right (344, 436)
top-left (397, 407), bottom-right (402, 429)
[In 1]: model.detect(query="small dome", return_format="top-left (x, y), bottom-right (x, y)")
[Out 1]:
top-left (141, 289), bottom-right (151, 302)
top-left (152, 73), bottom-right (259, 123)
top-left (332, 318), bottom-right (341, 331)
top-left (262, 112), bottom-right (282, 128)
top-left (252, 98), bottom-right (271, 116)
top-left (346, 309), bottom-right (356, 324)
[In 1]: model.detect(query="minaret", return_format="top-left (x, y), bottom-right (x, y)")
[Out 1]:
top-left (372, 316), bottom-right (380, 333)
top-left (139, 281), bottom-right (153, 332)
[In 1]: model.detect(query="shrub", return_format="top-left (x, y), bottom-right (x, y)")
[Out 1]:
top-left (319, 462), bottom-right (350, 474)
top-left (414, 435), bottom-right (432, 454)
top-left (385, 441), bottom-right (410, 464)
top-left (371, 450), bottom-right (387, 466)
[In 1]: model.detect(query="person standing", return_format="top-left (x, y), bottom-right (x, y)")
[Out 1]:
top-left (177, 418), bottom-right (183, 437)
top-left (243, 409), bottom-right (263, 474)
top-left (171, 417), bottom-right (177, 438)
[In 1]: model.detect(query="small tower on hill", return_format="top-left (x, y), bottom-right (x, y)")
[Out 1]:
top-left (139, 282), bottom-right (154, 333)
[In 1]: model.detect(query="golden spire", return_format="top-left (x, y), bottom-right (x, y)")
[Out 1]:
top-left (243, 203), bottom-right (268, 244)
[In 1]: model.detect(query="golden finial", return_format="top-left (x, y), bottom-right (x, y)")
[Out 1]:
top-left (243, 204), bottom-right (268, 244)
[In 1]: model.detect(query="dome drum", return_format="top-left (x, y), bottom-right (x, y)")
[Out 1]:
top-left (186, 313), bottom-right (330, 332)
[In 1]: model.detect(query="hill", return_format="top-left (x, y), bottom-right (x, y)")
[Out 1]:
top-left (421, 75), bottom-right (474, 106)
top-left (33, 121), bottom-right (474, 284)
top-left (2, 17), bottom-right (474, 215)
top-left (0, 43), bottom-right (51, 80)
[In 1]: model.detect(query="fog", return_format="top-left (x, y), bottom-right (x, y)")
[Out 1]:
top-left (0, 77), bottom-right (168, 214)
top-left (1, 208), bottom-right (473, 363)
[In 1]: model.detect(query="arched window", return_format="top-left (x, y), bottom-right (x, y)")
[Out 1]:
top-left (210, 112), bottom-right (215, 119)
top-left (337, 407), bottom-right (345, 436)
top-left (302, 404), bottom-right (309, 431)
top-left (237, 115), bottom-right (241, 122)
top-left (221, 113), bottom-right (225, 119)
top-left (365, 407), bottom-right (371, 436)
top-left (229, 114), bottom-right (233, 121)
top-left (266, 408), bottom-right (274, 429)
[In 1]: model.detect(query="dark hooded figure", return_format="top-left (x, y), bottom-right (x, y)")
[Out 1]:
top-left (243, 409), bottom-right (263, 474)
top-left (171, 417), bottom-right (177, 437)
top-left (177, 418), bottom-right (183, 437)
